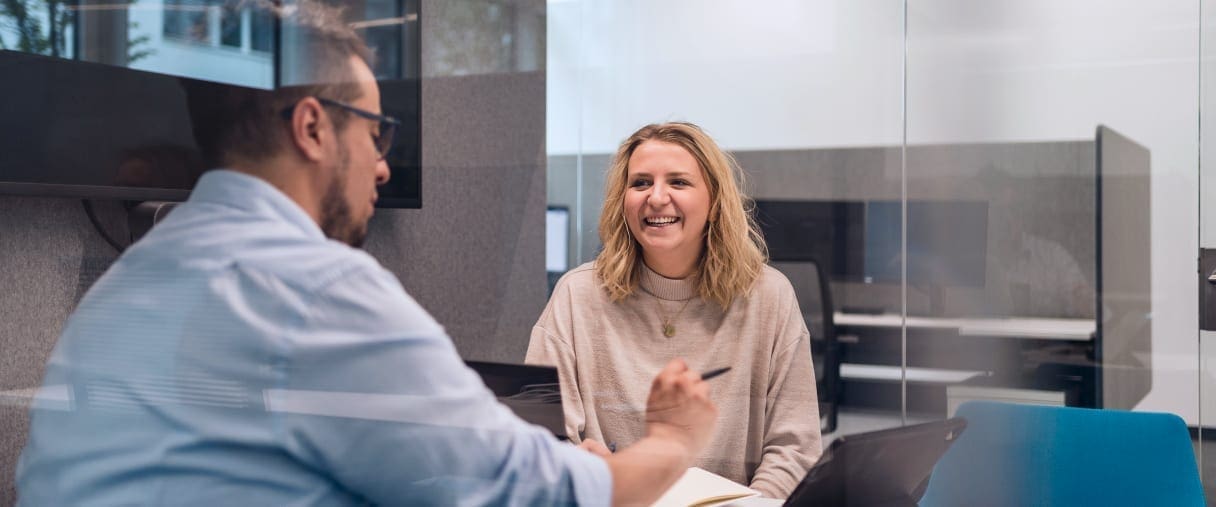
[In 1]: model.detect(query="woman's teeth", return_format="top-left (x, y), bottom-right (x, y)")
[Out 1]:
top-left (645, 217), bottom-right (679, 226)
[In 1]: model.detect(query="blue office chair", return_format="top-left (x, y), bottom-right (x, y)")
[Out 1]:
top-left (919, 401), bottom-right (1204, 507)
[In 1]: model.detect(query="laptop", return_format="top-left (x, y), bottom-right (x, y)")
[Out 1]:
top-left (784, 417), bottom-right (967, 507)
top-left (465, 360), bottom-right (568, 439)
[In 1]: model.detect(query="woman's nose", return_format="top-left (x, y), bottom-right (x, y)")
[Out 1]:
top-left (647, 184), bottom-right (670, 205)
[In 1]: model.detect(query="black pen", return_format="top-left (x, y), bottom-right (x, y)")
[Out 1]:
top-left (700, 366), bottom-right (731, 381)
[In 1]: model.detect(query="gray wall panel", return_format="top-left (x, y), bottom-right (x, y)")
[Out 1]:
top-left (0, 198), bottom-right (127, 505)
top-left (1097, 126), bottom-right (1153, 409)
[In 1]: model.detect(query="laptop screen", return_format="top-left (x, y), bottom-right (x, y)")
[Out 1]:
top-left (785, 417), bottom-right (967, 506)
top-left (465, 360), bottom-right (567, 439)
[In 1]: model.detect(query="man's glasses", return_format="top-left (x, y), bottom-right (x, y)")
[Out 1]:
top-left (282, 97), bottom-right (401, 160)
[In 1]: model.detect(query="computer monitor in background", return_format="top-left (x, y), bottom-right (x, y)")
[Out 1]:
top-left (753, 200), bottom-right (866, 279)
top-left (546, 206), bottom-right (570, 273)
top-left (546, 206), bottom-right (570, 295)
top-left (755, 199), bottom-right (989, 316)
top-left (863, 200), bottom-right (989, 287)
top-left (864, 200), bottom-right (989, 315)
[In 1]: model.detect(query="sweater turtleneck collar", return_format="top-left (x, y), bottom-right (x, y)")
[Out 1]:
top-left (639, 263), bottom-right (698, 301)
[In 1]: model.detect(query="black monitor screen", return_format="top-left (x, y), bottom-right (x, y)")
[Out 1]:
top-left (864, 200), bottom-right (988, 287)
top-left (754, 200), bottom-right (866, 278)
top-left (755, 199), bottom-right (989, 288)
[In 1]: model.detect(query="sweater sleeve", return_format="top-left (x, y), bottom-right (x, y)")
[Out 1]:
top-left (748, 290), bottom-right (824, 498)
top-left (525, 286), bottom-right (589, 444)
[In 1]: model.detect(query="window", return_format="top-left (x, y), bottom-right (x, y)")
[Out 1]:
top-left (164, 0), bottom-right (272, 53)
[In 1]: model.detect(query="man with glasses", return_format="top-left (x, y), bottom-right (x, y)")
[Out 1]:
top-left (16, 2), bottom-right (717, 506)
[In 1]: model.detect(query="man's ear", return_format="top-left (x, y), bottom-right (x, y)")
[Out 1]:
top-left (288, 97), bottom-right (330, 162)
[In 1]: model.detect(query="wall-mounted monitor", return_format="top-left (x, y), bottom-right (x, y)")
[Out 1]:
top-left (0, 1), bottom-right (421, 207)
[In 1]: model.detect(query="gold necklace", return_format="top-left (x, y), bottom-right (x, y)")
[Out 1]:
top-left (656, 297), bottom-right (693, 337)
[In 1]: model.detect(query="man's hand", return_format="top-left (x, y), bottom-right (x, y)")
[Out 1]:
top-left (577, 438), bottom-right (613, 458)
top-left (601, 358), bottom-right (720, 506)
top-left (644, 358), bottom-right (718, 461)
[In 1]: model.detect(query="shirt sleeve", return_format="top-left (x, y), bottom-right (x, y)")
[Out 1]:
top-left (272, 265), bottom-right (612, 506)
top-left (749, 286), bottom-right (824, 498)
top-left (524, 280), bottom-right (589, 444)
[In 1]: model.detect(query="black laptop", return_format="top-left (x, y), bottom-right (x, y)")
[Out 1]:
top-left (784, 417), bottom-right (967, 507)
top-left (465, 360), bottom-right (567, 439)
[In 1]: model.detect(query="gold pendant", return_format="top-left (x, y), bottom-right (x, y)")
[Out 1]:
top-left (663, 324), bottom-right (676, 337)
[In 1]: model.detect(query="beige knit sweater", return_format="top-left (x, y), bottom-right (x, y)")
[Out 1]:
top-left (525, 262), bottom-right (823, 498)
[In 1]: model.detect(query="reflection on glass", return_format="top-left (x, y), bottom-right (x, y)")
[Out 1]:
top-left (0, 0), bottom-right (420, 86)
top-left (0, 0), bottom-right (75, 58)
top-left (163, 0), bottom-right (210, 45)
top-left (0, 0), bottom-right (273, 87)
top-left (426, 0), bottom-right (542, 76)
top-left (250, 5), bottom-right (271, 52)
top-left (0, 0), bottom-right (420, 205)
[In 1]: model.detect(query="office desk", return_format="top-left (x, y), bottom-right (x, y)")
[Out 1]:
top-left (833, 313), bottom-right (1096, 341)
top-left (830, 313), bottom-right (1098, 413)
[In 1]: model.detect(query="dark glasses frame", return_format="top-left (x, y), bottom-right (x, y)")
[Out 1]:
top-left (281, 97), bottom-right (401, 160)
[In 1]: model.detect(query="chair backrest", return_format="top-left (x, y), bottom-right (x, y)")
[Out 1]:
top-left (919, 401), bottom-right (1204, 507)
top-left (769, 260), bottom-right (839, 433)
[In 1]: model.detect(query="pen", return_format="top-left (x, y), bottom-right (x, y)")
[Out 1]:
top-left (700, 366), bottom-right (731, 381)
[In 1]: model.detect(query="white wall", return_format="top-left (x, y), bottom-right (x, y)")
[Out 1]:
top-left (547, 0), bottom-right (905, 154)
top-left (548, 0), bottom-right (1202, 423)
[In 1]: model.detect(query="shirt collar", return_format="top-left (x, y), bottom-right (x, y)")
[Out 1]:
top-left (188, 169), bottom-right (326, 241)
top-left (638, 262), bottom-right (698, 301)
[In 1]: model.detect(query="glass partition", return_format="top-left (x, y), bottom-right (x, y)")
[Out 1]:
top-left (546, 0), bottom-right (909, 442)
top-left (1201, 0), bottom-right (1216, 499)
top-left (908, 0), bottom-right (1198, 501)
top-left (549, 0), bottom-right (1201, 501)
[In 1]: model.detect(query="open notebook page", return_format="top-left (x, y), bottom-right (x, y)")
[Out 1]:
top-left (650, 467), bottom-right (761, 507)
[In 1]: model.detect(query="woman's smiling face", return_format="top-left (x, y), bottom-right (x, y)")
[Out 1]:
top-left (623, 140), bottom-right (711, 277)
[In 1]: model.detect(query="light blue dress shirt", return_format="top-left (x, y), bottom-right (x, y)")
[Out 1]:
top-left (17, 170), bottom-right (611, 506)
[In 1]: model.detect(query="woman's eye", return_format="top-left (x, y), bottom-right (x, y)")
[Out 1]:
top-left (630, 180), bottom-right (650, 188)
top-left (671, 179), bottom-right (689, 186)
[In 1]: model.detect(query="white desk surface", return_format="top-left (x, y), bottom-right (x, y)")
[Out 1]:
top-left (840, 363), bottom-right (984, 384)
top-left (833, 312), bottom-right (1095, 341)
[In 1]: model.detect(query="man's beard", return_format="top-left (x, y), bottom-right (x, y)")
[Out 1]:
top-left (318, 143), bottom-right (368, 247)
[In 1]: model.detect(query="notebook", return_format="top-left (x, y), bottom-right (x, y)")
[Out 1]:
top-left (651, 467), bottom-right (761, 507)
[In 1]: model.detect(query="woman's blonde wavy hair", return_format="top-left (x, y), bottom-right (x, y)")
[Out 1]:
top-left (595, 122), bottom-right (768, 309)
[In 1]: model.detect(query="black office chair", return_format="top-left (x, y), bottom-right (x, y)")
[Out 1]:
top-left (770, 259), bottom-right (841, 434)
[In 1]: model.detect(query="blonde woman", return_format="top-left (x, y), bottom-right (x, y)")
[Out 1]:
top-left (526, 122), bottom-right (822, 498)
